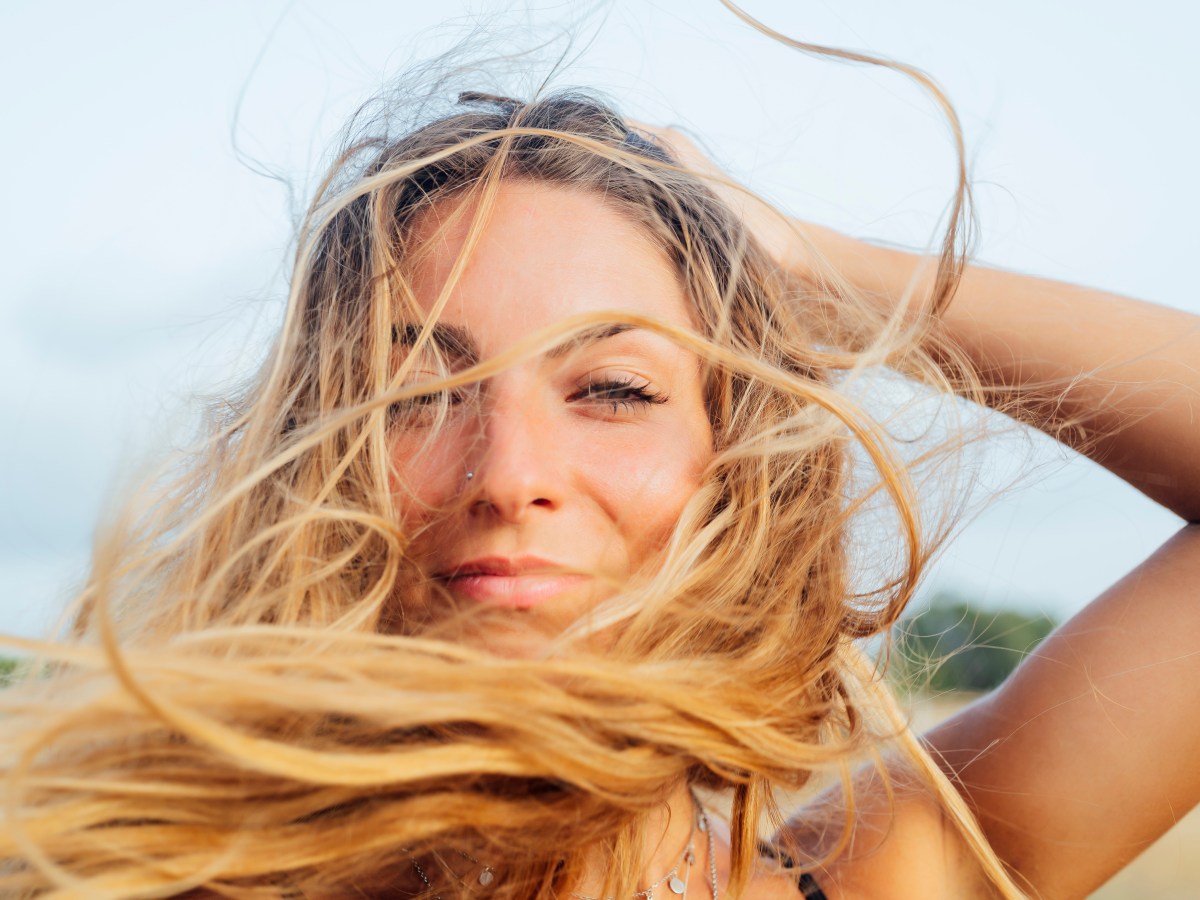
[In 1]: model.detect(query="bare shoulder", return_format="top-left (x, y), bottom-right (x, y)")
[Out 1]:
top-left (775, 766), bottom-right (999, 900)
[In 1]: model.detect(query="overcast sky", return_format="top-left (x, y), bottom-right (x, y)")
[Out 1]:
top-left (1, 0), bottom-right (1196, 638)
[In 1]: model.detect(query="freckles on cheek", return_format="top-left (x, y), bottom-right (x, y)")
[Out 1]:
top-left (594, 430), bottom-right (707, 546)
top-left (387, 437), bottom-right (459, 526)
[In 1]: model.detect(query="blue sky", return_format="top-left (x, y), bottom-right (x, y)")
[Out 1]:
top-left (1, 0), bottom-right (1196, 637)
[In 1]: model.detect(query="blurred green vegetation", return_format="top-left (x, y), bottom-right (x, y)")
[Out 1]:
top-left (1, 656), bottom-right (18, 687)
top-left (892, 591), bottom-right (1058, 693)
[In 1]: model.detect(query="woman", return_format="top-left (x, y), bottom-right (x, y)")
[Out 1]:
top-left (2, 8), bottom-right (1197, 900)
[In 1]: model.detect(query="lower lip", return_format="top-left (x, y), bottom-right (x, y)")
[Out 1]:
top-left (444, 574), bottom-right (590, 608)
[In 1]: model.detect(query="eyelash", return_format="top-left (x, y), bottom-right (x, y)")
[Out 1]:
top-left (388, 386), bottom-right (472, 423)
top-left (568, 375), bottom-right (669, 414)
top-left (389, 376), bottom-right (667, 424)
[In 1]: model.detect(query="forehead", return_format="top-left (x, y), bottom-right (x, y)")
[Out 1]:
top-left (405, 180), bottom-right (692, 355)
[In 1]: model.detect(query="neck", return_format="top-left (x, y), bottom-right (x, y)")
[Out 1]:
top-left (642, 781), bottom-right (701, 886)
top-left (578, 781), bottom-right (711, 898)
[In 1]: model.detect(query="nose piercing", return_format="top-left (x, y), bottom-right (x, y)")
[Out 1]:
top-left (465, 470), bottom-right (475, 481)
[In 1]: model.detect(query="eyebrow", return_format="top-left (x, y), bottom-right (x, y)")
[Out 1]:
top-left (544, 323), bottom-right (636, 358)
top-left (392, 322), bottom-right (639, 363)
top-left (392, 322), bottom-right (480, 365)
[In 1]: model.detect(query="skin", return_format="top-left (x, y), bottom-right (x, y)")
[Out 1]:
top-left (390, 148), bottom-right (1200, 896)
top-left (390, 180), bottom-right (713, 641)
top-left (649, 125), bottom-right (1200, 899)
top-left (388, 181), bottom-right (805, 897)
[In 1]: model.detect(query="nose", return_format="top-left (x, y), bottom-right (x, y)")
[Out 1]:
top-left (467, 387), bottom-right (565, 523)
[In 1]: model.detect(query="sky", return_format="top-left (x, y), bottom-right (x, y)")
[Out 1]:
top-left (1, 0), bottom-right (1197, 639)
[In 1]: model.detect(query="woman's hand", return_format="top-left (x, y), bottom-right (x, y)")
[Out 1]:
top-left (630, 121), bottom-right (821, 276)
top-left (649, 114), bottom-right (1200, 518)
top-left (632, 121), bottom-right (947, 324)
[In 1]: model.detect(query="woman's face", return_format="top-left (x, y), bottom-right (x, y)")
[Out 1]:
top-left (390, 180), bottom-right (713, 636)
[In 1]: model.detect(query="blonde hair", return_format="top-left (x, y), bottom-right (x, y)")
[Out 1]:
top-left (1, 18), bottom-right (1030, 900)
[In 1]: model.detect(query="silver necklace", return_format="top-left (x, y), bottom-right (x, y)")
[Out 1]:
top-left (572, 815), bottom-right (696, 900)
top-left (409, 803), bottom-right (719, 900)
top-left (698, 806), bottom-right (718, 900)
top-left (573, 801), bottom-right (718, 900)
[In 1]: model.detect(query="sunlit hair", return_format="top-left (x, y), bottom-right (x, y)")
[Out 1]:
top-left (0, 19), bottom-right (1035, 900)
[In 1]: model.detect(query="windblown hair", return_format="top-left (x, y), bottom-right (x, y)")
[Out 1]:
top-left (0, 19), bottom-right (1029, 900)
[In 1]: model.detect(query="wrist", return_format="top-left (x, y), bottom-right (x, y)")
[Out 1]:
top-left (807, 227), bottom-right (936, 306)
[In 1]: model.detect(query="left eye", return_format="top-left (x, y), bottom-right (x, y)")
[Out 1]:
top-left (568, 377), bottom-right (668, 413)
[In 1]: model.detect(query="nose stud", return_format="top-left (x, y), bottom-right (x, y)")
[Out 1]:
top-left (465, 470), bottom-right (475, 481)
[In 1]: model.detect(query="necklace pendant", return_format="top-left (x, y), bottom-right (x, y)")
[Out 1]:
top-left (478, 867), bottom-right (494, 886)
top-left (669, 876), bottom-right (686, 895)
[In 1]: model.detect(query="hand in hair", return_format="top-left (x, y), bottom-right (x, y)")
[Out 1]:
top-left (631, 120), bottom-right (918, 318)
top-left (628, 120), bottom-right (828, 278)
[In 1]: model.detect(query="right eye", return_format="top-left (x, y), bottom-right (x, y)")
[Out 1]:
top-left (388, 386), bottom-right (473, 425)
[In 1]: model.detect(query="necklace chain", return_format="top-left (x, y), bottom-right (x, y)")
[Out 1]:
top-left (571, 808), bottom-right (698, 900)
top-left (409, 849), bottom-right (494, 899)
top-left (702, 809), bottom-right (718, 900)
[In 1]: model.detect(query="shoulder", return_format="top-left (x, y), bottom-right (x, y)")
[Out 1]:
top-left (774, 765), bottom-right (999, 900)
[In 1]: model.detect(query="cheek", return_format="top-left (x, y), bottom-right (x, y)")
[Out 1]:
top-left (589, 423), bottom-right (711, 564)
top-left (387, 430), bottom-right (466, 526)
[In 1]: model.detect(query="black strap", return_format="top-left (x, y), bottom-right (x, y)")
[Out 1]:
top-left (797, 870), bottom-right (828, 900)
top-left (757, 842), bottom-right (827, 900)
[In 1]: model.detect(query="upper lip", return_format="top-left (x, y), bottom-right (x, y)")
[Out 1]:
top-left (437, 556), bottom-right (570, 579)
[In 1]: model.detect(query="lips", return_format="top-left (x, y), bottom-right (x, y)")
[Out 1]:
top-left (444, 556), bottom-right (556, 577)
top-left (436, 556), bottom-right (588, 609)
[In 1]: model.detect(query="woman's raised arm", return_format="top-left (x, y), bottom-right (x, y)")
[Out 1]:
top-left (814, 230), bottom-right (1200, 897)
top-left (650, 123), bottom-right (1200, 896)
top-left (820, 233), bottom-right (1200, 520)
